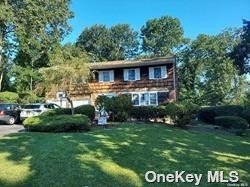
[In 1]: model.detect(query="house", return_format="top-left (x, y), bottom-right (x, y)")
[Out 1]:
top-left (46, 57), bottom-right (177, 107)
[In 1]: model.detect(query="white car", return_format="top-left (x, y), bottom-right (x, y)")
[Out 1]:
top-left (20, 103), bottom-right (61, 121)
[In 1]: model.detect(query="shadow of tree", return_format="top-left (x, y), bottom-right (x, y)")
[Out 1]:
top-left (0, 123), bottom-right (249, 187)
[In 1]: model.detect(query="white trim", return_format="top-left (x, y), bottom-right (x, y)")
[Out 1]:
top-left (123, 68), bottom-right (140, 81)
top-left (148, 66), bottom-right (167, 79)
top-left (131, 91), bottom-right (158, 106)
top-left (98, 70), bottom-right (114, 82)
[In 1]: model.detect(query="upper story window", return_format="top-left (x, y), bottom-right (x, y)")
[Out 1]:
top-left (98, 70), bottom-right (114, 82)
top-left (149, 66), bottom-right (167, 79)
top-left (124, 68), bottom-right (140, 81)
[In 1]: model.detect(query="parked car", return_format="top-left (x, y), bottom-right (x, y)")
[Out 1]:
top-left (0, 103), bottom-right (21, 125)
top-left (20, 103), bottom-right (61, 121)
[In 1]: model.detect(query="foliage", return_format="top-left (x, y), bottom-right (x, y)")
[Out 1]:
top-left (164, 102), bottom-right (200, 127)
top-left (178, 31), bottom-right (246, 105)
top-left (0, 91), bottom-right (19, 103)
top-left (240, 106), bottom-right (250, 124)
top-left (95, 95), bottom-right (132, 122)
top-left (75, 105), bottom-right (95, 121)
top-left (141, 16), bottom-right (184, 56)
top-left (215, 116), bottom-right (249, 135)
top-left (198, 105), bottom-right (244, 124)
top-left (1, 0), bottom-right (73, 92)
top-left (41, 108), bottom-right (72, 116)
top-left (76, 24), bottom-right (139, 61)
top-left (230, 20), bottom-right (250, 74)
top-left (130, 106), bottom-right (157, 121)
top-left (23, 114), bottom-right (91, 132)
top-left (18, 91), bottom-right (43, 104)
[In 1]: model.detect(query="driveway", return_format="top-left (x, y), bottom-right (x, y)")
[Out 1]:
top-left (0, 124), bottom-right (25, 136)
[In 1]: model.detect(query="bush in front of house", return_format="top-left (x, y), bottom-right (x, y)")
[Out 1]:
top-left (130, 106), bottom-right (158, 121)
top-left (0, 91), bottom-right (19, 103)
top-left (75, 105), bottom-right (95, 121)
top-left (215, 116), bottom-right (249, 135)
top-left (164, 102), bottom-right (200, 127)
top-left (95, 95), bottom-right (132, 122)
top-left (23, 114), bottom-right (91, 132)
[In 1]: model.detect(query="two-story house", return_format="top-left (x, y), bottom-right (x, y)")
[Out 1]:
top-left (46, 57), bottom-right (177, 107)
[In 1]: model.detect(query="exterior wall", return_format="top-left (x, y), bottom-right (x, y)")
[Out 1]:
top-left (46, 62), bottom-right (176, 107)
top-left (89, 63), bottom-right (176, 105)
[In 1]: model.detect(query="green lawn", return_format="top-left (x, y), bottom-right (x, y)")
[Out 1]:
top-left (0, 123), bottom-right (249, 187)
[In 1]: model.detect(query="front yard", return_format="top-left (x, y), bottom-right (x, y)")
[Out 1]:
top-left (0, 123), bottom-right (249, 187)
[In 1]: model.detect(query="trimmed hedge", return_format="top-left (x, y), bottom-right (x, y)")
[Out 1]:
top-left (198, 105), bottom-right (244, 124)
top-left (215, 116), bottom-right (249, 130)
top-left (41, 105), bottom-right (95, 121)
top-left (130, 106), bottom-right (158, 121)
top-left (240, 107), bottom-right (250, 125)
top-left (0, 91), bottom-right (19, 103)
top-left (75, 105), bottom-right (95, 121)
top-left (23, 114), bottom-right (91, 132)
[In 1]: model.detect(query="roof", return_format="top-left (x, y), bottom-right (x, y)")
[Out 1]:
top-left (89, 57), bottom-right (175, 70)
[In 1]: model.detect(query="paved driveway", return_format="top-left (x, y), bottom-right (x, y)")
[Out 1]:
top-left (0, 124), bottom-right (25, 136)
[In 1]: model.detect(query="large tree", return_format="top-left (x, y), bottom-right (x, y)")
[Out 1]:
top-left (230, 20), bottom-right (250, 74)
top-left (0, 0), bottom-right (73, 91)
top-left (178, 31), bottom-right (246, 105)
top-left (39, 44), bottom-right (89, 114)
top-left (141, 16), bottom-right (184, 57)
top-left (76, 24), bottom-right (139, 61)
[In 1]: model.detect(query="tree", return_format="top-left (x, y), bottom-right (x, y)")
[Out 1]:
top-left (178, 31), bottom-right (246, 105)
top-left (0, 0), bottom-right (73, 91)
top-left (230, 19), bottom-right (250, 74)
top-left (141, 16), bottom-right (184, 57)
top-left (39, 44), bottom-right (89, 114)
top-left (109, 24), bottom-right (139, 60)
top-left (76, 24), bottom-right (139, 61)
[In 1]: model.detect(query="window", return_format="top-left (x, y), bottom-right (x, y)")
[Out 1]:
top-left (150, 93), bottom-right (157, 105)
top-left (99, 70), bottom-right (114, 82)
top-left (131, 92), bottom-right (158, 106)
top-left (124, 68), bottom-right (140, 81)
top-left (149, 66), bottom-right (167, 79)
top-left (132, 94), bottom-right (139, 105)
top-left (128, 69), bottom-right (135, 80)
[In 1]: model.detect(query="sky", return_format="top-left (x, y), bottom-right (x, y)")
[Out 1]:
top-left (63, 0), bottom-right (250, 44)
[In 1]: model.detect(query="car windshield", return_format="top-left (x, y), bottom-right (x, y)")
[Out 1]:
top-left (22, 105), bottom-right (41, 109)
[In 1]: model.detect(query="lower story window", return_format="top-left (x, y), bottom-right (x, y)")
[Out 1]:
top-left (132, 92), bottom-right (158, 106)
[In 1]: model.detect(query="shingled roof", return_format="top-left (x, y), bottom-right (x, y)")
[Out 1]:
top-left (89, 57), bottom-right (175, 70)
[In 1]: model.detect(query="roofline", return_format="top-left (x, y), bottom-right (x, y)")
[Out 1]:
top-left (89, 57), bottom-right (175, 70)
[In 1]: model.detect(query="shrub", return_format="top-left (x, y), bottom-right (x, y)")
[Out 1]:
top-left (198, 105), bottom-right (244, 124)
top-left (95, 95), bottom-right (132, 122)
top-left (215, 116), bottom-right (249, 135)
top-left (41, 108), bottom-right (72, 116)
top-left (0, 91), bottom-right (19, 103)
top-left (75, 105), bottom-right (95, 121)
top-left (240, 106), bottom-right (250, 125)
top-left (130, 106), bottom-right (157, 121)
top-left (164, 102), bottom-right (199, 127)
top-left (18, 92), bottom-right (43, 104)
top-left (23, 114), bottom-right (91, 132)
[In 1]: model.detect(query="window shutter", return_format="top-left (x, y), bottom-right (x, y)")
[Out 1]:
top-left (124, 69), bottom-right (128, 81)
top-left (99, 71), bottom-right (103, 82)
top-left (161, 66), bottom-right (167, 78)
top-left (149, 67), bottom-right (154, 79)
top-left (110, 70), bottom-right (114, 82)
top-left (135, 68), bottom-right (140, 80)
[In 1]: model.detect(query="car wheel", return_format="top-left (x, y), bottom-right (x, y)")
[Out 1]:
top-left (8, 117), bottom-right (16, 125)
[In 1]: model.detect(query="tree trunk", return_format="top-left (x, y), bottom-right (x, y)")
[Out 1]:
top-left (66, 96), bottom-right (74, 115)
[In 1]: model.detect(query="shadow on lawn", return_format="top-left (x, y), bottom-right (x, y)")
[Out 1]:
top-left (0, 124), bottom-right (249, 187)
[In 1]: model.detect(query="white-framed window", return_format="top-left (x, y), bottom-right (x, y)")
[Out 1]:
top-left (98, 92), bottom-right (116, 98)
top-left (124, 68), bottom-right (140, 81)
top-left (149, 66), bottom-right (167, 79)
top-left (98, 70), bottom-right (114, 82)
top-left (132, 92), bottom-right (158, 106)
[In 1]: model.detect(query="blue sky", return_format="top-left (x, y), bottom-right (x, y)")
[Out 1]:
top-left (63, 0), bottom-right (250, 43)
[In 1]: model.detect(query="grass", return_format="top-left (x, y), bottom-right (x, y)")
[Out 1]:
top-left (0, 123), bottom-right (249, 187)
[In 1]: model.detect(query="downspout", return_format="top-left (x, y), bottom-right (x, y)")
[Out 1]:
top-left (173, 56), bottom-right (177, 101)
